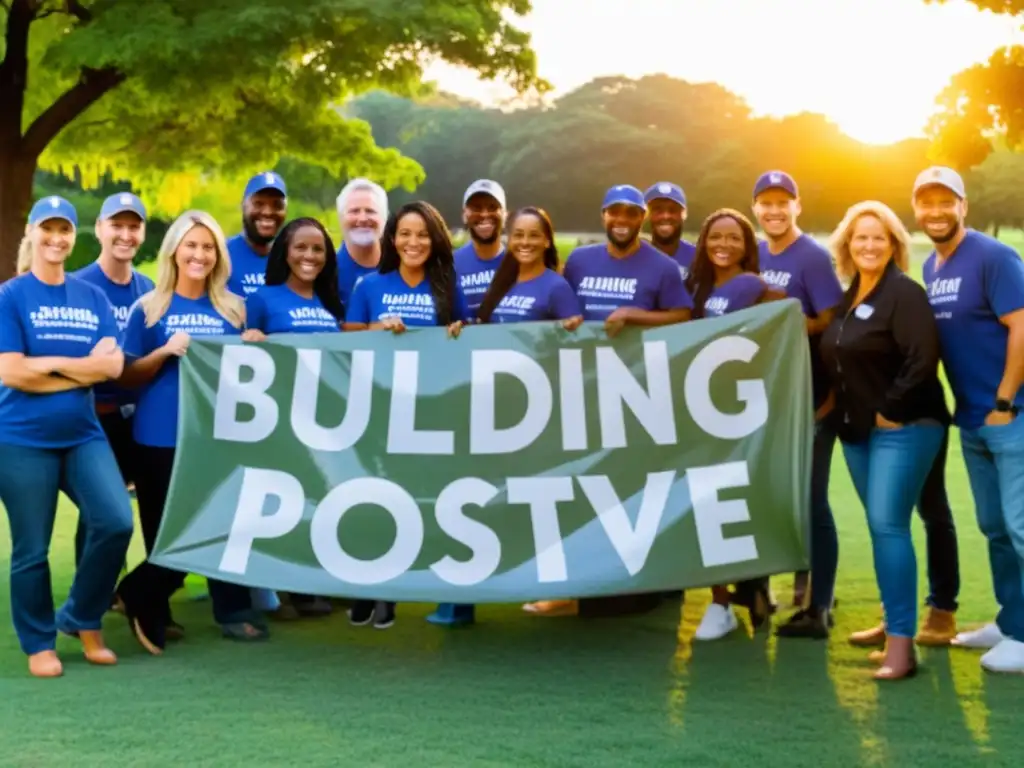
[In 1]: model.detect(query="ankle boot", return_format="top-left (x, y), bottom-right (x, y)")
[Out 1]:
top-left (874, 635), bottom-right (918, 681)
top-left (915, 607), bottom-right (957, 646)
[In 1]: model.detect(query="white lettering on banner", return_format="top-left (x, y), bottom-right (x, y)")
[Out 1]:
top-left (686, 461), bottom-right (758, 567)
top-left (429, 478), bottom-right (502, 585)
top-left (214, 345), bottom-right (279, 442)
top-left (685, 336), bottom-right (767, 440)
top-left (387, 351), bottom-right (455, 454)
top-left (220, 467), bottom-right (305, 574)
top-left (291, 348), bottom-right (374, 451)
top-left (596, 341), bottom-right (676, 448)
top-left (470, 351), bottom-right (552, 454)
top-left (506, 476), bottom-right (575, 583)
top-left (558, 349), bottom-right (587, 451)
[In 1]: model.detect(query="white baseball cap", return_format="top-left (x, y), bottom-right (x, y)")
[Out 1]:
top-left (463, 179), bottom-right (507, 209)
top-left (913, 166), bottom-right (966, 199)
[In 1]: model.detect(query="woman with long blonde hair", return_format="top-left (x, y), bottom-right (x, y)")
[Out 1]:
top-left (820, 201), bottom-right (950, 680)
top-left (0, 196), bottom-right (134, 678)
top-left (113, 211), bottom-right (266, 653)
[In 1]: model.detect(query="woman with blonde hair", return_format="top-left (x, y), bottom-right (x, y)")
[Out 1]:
top-left (820, 201), bottom-right (949, 680)
top-left (114, 210), bottom-right (267, 653)
top-left (0, 196), bottom-right (134, 677)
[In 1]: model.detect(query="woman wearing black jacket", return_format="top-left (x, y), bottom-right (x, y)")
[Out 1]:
top-left (822, 201), bottom-right (949, 681)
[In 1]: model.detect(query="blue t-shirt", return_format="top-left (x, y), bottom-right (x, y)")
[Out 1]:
top-left (246, 284), bottom-right (341, 334)
top-left (489, 270), bottom-right (581, 323)
top-left (226, 235), bottom-right (269, 297)
top-left (668, 240), bottom-right (698, 281)
top-left (71, 261), bottom-right (155, 407)
top-left (347, 270), bottom-right (470, 327)
top-left (454, 242), bottom-right (505, 317)
top-left (562, 241), bottom-right (693, 321)
top-left (337, 242), bottom-right (379, 309)
top-left (124, 294), bottom-right (241, 447)
top-left (0, 273), bottom-right (119, 448)
top-left (922, 229), bottom-right (1024, 429)
top-left (703, 273), bottom-right (767, 317)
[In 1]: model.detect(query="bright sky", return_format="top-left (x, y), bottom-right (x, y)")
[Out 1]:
top-left (426, 0), bottom-right (1024, 145)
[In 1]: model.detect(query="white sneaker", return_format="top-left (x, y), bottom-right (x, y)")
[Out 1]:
top-left (694, 603), bottom-right (738, 641)
top-left (951, 623), bottom-right (1004, 649)
top-left (980, 639), bottom-right (1024, 674)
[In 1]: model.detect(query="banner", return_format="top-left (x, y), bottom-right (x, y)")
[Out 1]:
top-left (151, 299), bottom-right (812, 602)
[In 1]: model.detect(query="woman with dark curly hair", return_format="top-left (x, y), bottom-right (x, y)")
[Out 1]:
top-left (345, 201), bottom-right (469, 629)
top-left (685, 208), bottom-right (785, 642)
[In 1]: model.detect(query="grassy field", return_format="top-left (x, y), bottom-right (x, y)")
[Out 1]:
top-left (0, 235), bottom-right (1020, 767)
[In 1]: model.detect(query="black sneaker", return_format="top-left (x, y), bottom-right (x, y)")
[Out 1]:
top-left (348, 600), bottom-right (375, 626)
top-left (776, 608), bottom-right (830, 639)
top-left (373, 601), bottom-right (395, 630)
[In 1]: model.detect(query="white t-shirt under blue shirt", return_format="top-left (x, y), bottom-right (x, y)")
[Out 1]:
top-left (0, 273), bottom-right (119, 448)
top-left (922, 229), bottom-right (1024, 429)
top-left (245, 284), bottom-right (341, 334)
top-left (347, 270), bottom-right (470, 327)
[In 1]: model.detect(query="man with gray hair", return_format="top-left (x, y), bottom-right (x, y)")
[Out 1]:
top-left (336, 177), bottom-right (388, 307)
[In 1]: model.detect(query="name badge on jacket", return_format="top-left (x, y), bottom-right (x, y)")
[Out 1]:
top-left (854, 304), bottom-right (874, 320)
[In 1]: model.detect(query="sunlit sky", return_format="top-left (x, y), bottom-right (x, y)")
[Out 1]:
top-left (425, 0), bottom-right (1024, 145)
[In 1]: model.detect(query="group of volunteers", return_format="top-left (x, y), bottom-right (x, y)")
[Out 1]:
top-left (0, 163), bottom-right (1021, 682)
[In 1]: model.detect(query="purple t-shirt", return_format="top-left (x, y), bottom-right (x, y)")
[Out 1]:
top-left (704, 273), bottom-right (767, 317)
top-left (489, 269), bottom-right (581, 323)
top-left (562, 241), bottom-right (693, 321)
top-left (923, 229), bottom-right (1024, 429)
top-left (668, 240), bottom-right (698, 281)
top-left (454, 242), bottom-right (505, 318)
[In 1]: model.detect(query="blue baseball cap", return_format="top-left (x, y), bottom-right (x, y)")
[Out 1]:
top-left (28, 195), bottom-right (78, 228)
top-left (99, 192), bottom-right (147, 221)
top-left (602, 184), bottom-right (646, 211)
top-left (753, 171), bottom-right (799, 200)
top-left (244, 171), bottom-right (287, 199)
top-left (644, 182), bottom-right (687, 208)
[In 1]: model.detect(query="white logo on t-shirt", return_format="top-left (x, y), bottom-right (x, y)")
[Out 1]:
top-left (761, 269), bottom-right (792, 289)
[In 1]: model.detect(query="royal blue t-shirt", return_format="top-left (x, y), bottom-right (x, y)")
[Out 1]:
top-left (71, 261), bottom-right (155, 407)
top-left (922, 229), bottom-right (1024, 429)
top-left (703, 273), bottom-right (767, 317)
top-left (668, 240), bottom-right (698, 281)
top-left (562, 241), bottom-right (693, 321)
top-left (337, 242), bottom-right (379, 309)
top-left (0, 273), bottom-right (119, 448)
top-left (226, 235), bottom-right (269, 297)
top-left (454, 242), bottom-right (504, 317)
top-left (124, 294), bottom-right (241, 447)
top-left (488, 270), bottom-right (581, 323)
top-left (347, 270), bottom-right (470, 327)
top-left (245, 284), bottom-right (341, 334)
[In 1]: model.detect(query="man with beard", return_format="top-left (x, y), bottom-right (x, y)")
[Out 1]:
top-left (335, 178), bottom-right (388, 308)
top-left (644, 182), bottom-right (697, 279)
top-left (751, 171), bottom-right (844, 639)
top-left (70, 193), bottom-right (154, 570)
top-left (454, 179), bottom-right (506, 317)
top-left (914, 166), bottom-right (1024, 673)
top-left (524, 185), bottom-right (691, 618)
top-left (226, 172), bottom-right (287, 297)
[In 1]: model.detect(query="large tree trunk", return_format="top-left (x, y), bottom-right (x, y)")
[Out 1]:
top-left (0, 151), bottom-right (35, 283)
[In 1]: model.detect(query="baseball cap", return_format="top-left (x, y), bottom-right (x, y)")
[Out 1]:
top-left (644, 182), bottom-right (687, 208)
top-left (99, 192), bottom-right (147, 221)
top-left (753, 171), bottom-right (799, 200)
top-left (602, 184), bottom-right (646, 211)
top-left (28, 195), bottom-right (78, 228)
top-left (912, 166), bottom-right (966, 200)
top-left (244, 171), bottom-right (287, 199)
top-left (463, 179), bottom-right (507, 209)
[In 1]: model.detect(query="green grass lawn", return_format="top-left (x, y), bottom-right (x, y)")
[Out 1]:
top-left (0, 235), bottom-right (1019, 766)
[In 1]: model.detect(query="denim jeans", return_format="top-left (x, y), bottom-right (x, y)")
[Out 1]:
top-left (916, 429), bottom-right (960, 612)
top-left (960, 415), bottom-right (1024, 643)
top-left (809, 420), bottom-right (838, 612)
top-left (0, 440), bottom-right (134, 655)
top-left (842, 424), bottom-right (945, 638)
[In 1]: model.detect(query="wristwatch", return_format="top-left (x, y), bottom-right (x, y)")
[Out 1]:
top-left (995, 398), bottom-right (1019, 414)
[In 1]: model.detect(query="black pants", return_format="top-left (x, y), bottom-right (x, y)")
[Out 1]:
top-left (116, 445), bottom-right (254, 625)
top-left (74, 409), bottom-right (137, 565)
top-left (916, 428), bottom-right (960, 612)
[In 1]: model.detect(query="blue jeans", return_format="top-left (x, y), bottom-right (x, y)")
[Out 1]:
top-left (0, 440), bottom-right (134, 655)
top-left (960, 416), bottom-right (1024, 643)
top-left (809, 420), bottom-right (838, 612)
top-left (842, 424), bottom-right (945, 638)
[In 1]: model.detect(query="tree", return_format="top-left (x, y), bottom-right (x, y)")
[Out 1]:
top-left (964, 146), bottom-right (1024, 236)
top-left (0, 0), bottom-right (542, 280)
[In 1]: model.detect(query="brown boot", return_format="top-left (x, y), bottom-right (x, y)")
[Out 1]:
top-left (915, 607), bottom-right (957, 647)
top-left (874, 635), bottom-right (918, 681)
top-left (79, 630), bottom-right (117, 666)
top-left (28, 650), bottom-right (63, 678)
top-left (849, 622), bottom-right (887, 647)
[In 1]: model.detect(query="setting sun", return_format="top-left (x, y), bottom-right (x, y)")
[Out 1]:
top-left (428, 0), bottom-right (1024, 145)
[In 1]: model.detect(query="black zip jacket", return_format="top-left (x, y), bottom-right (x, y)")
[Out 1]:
top-left (820, 260), bottom-right (950, 443)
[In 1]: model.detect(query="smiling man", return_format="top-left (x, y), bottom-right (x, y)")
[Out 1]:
top-left (335, 178), bottom-right (388, 308)
top-left (644, 182), bottom-right (696, 279)
top-left (226, 172), bottom-right (288, 298)
top-left (914, 166), bottom-right (1024, 673)
top-left (454, 179), bottom-right (507, 318)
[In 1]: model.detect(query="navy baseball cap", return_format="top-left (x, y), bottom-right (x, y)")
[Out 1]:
top-left (28, 195), bottom-right (78, 228)
top-left (100, 192), bottom-right (147, 221)
top-left (602, 184), bottom-right (646, 211)
top-left (644, 182), bottom-right (687, 208)
top-left (753, 171), bottom-right (799, 199)
top-left (244, 171), bottom-right (287, 199)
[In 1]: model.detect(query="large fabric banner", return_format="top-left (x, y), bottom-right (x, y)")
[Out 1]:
top-left (151, 299), bottom-right (812, 602)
